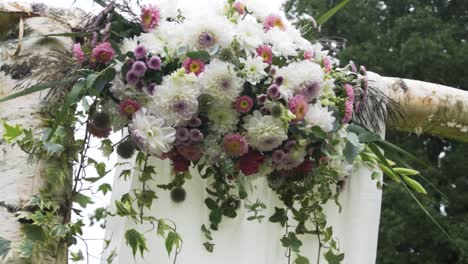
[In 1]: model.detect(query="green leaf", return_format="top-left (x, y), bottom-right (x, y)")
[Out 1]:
top-left (2, 122), bottom-right (23, 143)
top-left (0, 236), bottom-right (11, 258)
top-left (157, 220), bottom-right (170, 237)
top-left (358, 131), bottom-right (381, 143)
top-left (89, 67), bottom-right (116, 93)
top-left (70, 250), bottom-right (84, 262)
top-left (269, 207), bottom-right (288, 227)
top-left (20, 224), bottom-right (46, 242)
top-left (50, 225), bottom-right (69, 238)
top-left (310, 126), bottom-right (327, 139)
top-left (99, 139), bottom-right (114, 157)
top-left (98, 183), bottom-right (112, 195)
top-left (74, 193), bottom-right (94, 208)
top-left (165, 231), bottom-right (181, 256)
top-left (18, 239), bottom-right (33, 258)
top-left (317, 0), bottom-right (351, 25)
top-left (295, 255), bottom-right (310, 264)
top-left (124, 229), bottom-right (148, 257)
top-left (203, 242), bottom-right (215, 252)
top-left (42, 32), bottom-right (89, 38)
top-left (324, 250), bottom-right (345, 264)
top-left (402, 176), bottom-right (427, 194)
top-left (343, 141), bottom-right (359, 163)
top-left (42, 142), bottom-right (64, 156)
top-left (346, 132), bottom-right (360, 146)
top-left (0, 79), bottom-right (74, 103)
top-left (186, 50), bottom-right (211, 63)
top-left (204, 198), bottom-right (219, 211)
top-left (281, 232), bottom-right (303, 253)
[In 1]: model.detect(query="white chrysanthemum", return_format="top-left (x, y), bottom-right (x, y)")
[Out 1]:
top-left (200, 59), bottom-right (244, 101)
top-left (121, 36), bottom-right (139, 53)
top-left (304, 103), bottom-right (336, 133)
top-left (129, 108), bottom-right (176, 156)
top-left (240, 56), bottom-right (268, 85)
top-left (139, 20), bottom-right (185, 56)
top-left (310, 43), bottom-right (329, 62)
top-left (183, 15), bottom-right (234, 51)
top-left (235, 17), bottom-right (265, 51)
top-left (242, 0), bottom-right (282, 19)
top-left (243, 111), bottom-right (288, 152)
top-left (276, 61), bottom-right (325, 99)
top-left (149, 69), bottom-right (201, 126)
top-left (264, 27), bottom-right (298, 57)
top-left (207, 102), bottom-right (239, 134)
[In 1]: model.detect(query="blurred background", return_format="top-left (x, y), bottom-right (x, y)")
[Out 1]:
top-left (285, 0), bottom-right (468, 263)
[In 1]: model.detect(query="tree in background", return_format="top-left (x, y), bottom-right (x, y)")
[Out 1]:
top-left (286, 0), bottom-right (468, 263)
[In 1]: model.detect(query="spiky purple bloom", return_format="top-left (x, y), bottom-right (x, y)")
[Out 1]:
top-left (189, 129), bottom-right (204, 142)
top-left (267, 84), bottom-right (281, 99)
top-left (198, 31), bottom-right (217, 49)
top-left (188, 117), bottom-right (202, 128)
top-left (147, 56), bottom-right (162, 70)
top-left (176, 127), bottom-right (190, 142)
top-left (132, 61), bottom-right (147, 76)
top-left (126, 70), bottom-right (139, 85)
top-left (134, 45), bottom-right (147, 59)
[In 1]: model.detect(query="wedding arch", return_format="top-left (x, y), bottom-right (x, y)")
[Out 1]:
top-left (0, 1), bottom-right (467, 264)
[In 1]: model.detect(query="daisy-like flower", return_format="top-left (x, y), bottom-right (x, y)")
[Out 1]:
top-left (141, 5), bottom-right (161, 32)
top-left (243, 111), bottom-right (287, 152)
top-left (91, 42), bottom-right (115, 64)
top-left (129, 108), bottom-right (176, 156)
top-left (234, 96), bottom-right (254, 113)
top-left (200, 59), bottom-right (244, 101)
top-left (264, 14), bottom-right (286, 31)
top-left (121, 36), bottom-right (139, 54)
top-left (223, 133), bottom-right (248, 157)
top-left (305, 103), bottom-right (336, 133)
top-left (72, 43), bottom-right (85, 63)
top-left (149, 70), bottom-right (201, 125)
top-left (256, 45), bottom-right (273, 64)
top-left (288, 95), bottom-right (308, 122)
top-left (207, 101), bottom-right (240, 134)
top-left (264, 27), bottom-right (298, 57)
top-left (276, 61), bottom-right (324, 99)
top-left (119, 98), bottom-right (142, 118)
top-left (147, 56), bottom-right (162, 70)
top-left (235, 17), bottom-right (265, 51)
top-left (240, 56), bottom-right (268, 85)
top-left (182, 58), bottom-right (205, 76)
top-left (184, 16), bottom-right (234, 51)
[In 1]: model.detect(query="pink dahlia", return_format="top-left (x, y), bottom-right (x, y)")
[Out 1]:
top-left (182, 58), bottom-right (205, 76)
top-left (72, 43), bottom-right (85, 63)
top-left (91, 42), bottom-right (115, 64)
top-left (256, 45), bottom-right (273, 64)
top-left (223, 134), bottom-right (248, 157)
top-left (341, 84), bottom-right (355, 123)
top-left (234, 96), bottom-right (254, 113)
top-left (238, 150), bottom-right (264, 176)
top-left (119, 98), bottom-right (142, 118)
top-left (141, 5), bottom-right (161, 32)
top-left (288, 95), bottom-right (308, 122)
top-left (264, 14), bottom-right (286, 31)
top-left (233, 1), bottom-right (246, 15)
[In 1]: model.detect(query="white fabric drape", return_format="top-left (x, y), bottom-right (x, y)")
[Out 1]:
top-left (103, 158), bottom-right (382, 264)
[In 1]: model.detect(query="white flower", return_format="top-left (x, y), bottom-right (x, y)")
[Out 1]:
top-left (129, 108), bottom-right (176, 156)
top-left (264, 27), bottom-right (298, 57)
top-left (276, 61), bottom-right (325, 99)
top-left (240, 56), bottom-right (268, 85)
top-left (183, 15), bottom-right (234, 52)
top-left (207, 101), bottom-right (239, 134)
top-left (139, 20), bottom-right (185, 56)
top-left (243, 111), bottom-right (287, 152)
top-left (235, 17), bottom-right (265, 51)
top-left (310, 43), bottom-right (329, 62)
top-left (121, 36), bottom-right (139, 53)
top-left (304, 103), bottom-right (336, 133)
top-left (149, 69), bottom-right (201, 125)
top-left (200, 59), bottom-right (244, 101)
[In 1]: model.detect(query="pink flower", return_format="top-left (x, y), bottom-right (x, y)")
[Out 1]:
top-left (182, 58), bottom-right (205, 76)
top-left (303, 50), bottom-right (313, 60)
top-left (341, 84), bottom-right (355, 123)
top-left (223, 134), bottom-right (248, 157)
top-left (141, 5), bottom-right (161, 32)
top-left (256, 45), bottom-right (273, 64)
top-left (134, 45), bottom-right (147, 59)
top-left (234, 96), bottom-right (254, 113)
top-left (323, 56), bottom-right (332, 73)
top-left (233, 1), bottom-right (246, 15)
top-left (264, 14), bottom-right (286, 31)
top-left (177, 145), bottom-right (202, 161)
top-left (91, 42), bottom-right (115, 64)
top-left (72, 43), bottom-right (85, 63)
top-left (119, 98), bottom-right (142, 118)
top-left (288, 95), bottom-right (308, 122)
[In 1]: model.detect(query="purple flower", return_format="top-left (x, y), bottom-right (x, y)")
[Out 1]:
top-left (72, 43), bottom-right (85, 63)
top-left (91, 42), bottom-right (115, 64)
top-left (257, 94), bottom-right (268, 105)
top-left (176, 127), bottom-right (190, 142)
top-left (188, 117), bottom-right (202, 128)
top-left (299, 81), bottom-right (321, 102)
top-left (274, 76), bottom-right (284, 86)
top-left (267, 84), bottom-right (280, 99)
top-left (144, 83), bottom-right (156, 95)
top-left (350, 61), bottom-right (357, 72)
top-left (272, 150), bottom-right (285, 163)
top-left (198, 31), bottom-right (217, 49)
top-left (260, 107), bottom-right (269, 115)
top-left (132, 61), bottom-right (147, 76)
top-left (190, 129), bottom-right (204, 142)
top-left (134, 45), bottom-right (147, 59)
top-left (126, 70), bottom-right (139, 85)
top-left (147, 56), bottom-right (162, 70)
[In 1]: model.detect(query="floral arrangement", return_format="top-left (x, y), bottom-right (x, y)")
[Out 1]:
top-left (0, 0), bottom-right (430, 263)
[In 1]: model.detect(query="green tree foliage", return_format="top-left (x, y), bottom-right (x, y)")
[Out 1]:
top-left (286, 0), bottom-right (468, 263)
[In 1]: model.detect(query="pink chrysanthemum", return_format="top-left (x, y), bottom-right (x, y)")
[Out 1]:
top-left (72, 43), bottom-right (85, 63)
top-left (141, 5), bottom-right (161, 32)
top-left (234, 96), bottom-right (254, 113)
top-left (91, 42), bottom-right (115, 64)
top-left (341, 84), bottom-right (355, 123)
top-left (223, 134), bottom-right (248, 157)
top-left (119, 98), bottom-right (142, 118)
top-left (323, 56), bottom-right (332, 74)
top-left (233, 1), bottom-right (246, 15)
top-left (182, 58), bottom-right (205, 76)
top-left (256, 45), bottom-right (273, 64)
top-left (288, 95), bottom-right (308, 122)
top-left (264, 14), bottom-right (286, 31)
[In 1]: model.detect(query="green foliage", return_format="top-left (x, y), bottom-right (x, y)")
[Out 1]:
top-left (124, 229), bottom-right (148, 257)
top-left (0, 236), bottom-right (11, 259)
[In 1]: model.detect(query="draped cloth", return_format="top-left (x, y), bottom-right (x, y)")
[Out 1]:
top-left (103, 158), bottom-right (382, 264)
